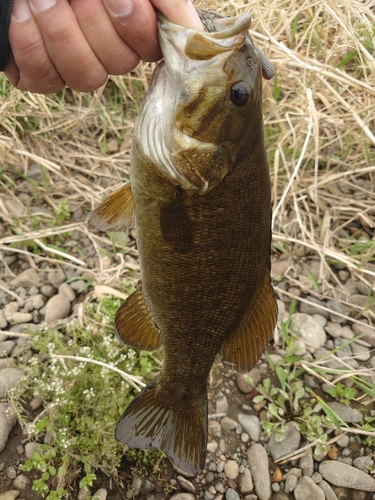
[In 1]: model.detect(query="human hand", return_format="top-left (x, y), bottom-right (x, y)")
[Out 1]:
top-left (4, 0), bottom-right (202, 94)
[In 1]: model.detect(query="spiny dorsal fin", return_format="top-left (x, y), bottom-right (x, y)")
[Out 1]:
top-left (115, 283), bottom-right (162, 351)
top-left (88, 182), bottom-right (136, 232)
top-left (220, 273), bottom-right (277, 372)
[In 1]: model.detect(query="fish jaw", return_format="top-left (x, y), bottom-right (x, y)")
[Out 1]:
top-left (134, 12), bottom-right (263, 194)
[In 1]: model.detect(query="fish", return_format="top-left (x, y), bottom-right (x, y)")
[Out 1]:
top-left (88, 10), bottom-right (277, 474)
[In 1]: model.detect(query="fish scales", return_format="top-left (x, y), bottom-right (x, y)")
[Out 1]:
top-left (88, 10), bottom-right (277, 474)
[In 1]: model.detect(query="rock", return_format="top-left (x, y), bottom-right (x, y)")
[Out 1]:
top-left (294, 476), bottom-right (324, 500)
top-left (48, 269), bottom-right (66, 288)
top-left (268, 422), bottom-right (301, 461)
top-left (0, 310), bottom-right (7, 329)
top-left (353, 456), bottom-right (373, 472)
top-left (30, 294), bottom-right (45, 310)
top-left (41, 285), bottom-right (56, 297)
top-left (0, 340), bottom-right (15, 358)
top-left (59, 283), bottom-right (76, 302)
top-left (351, 342), bottom-right (370, 361)
top-left (312, 314), bottom-right (327, 327)
top-left (327, 447), bottom-right (338, 460)
top-left (299, 453), bottom-right (314, 477)
top-left (277, 299), bottom-right (288, 321)
top-left (236, 367), bottom-right (261, 393)
top-left (12, 474), bottom-right (31, 490)
top-left (318, 480), bottom-right (338, 500)
top-left (4, 302), bottom-right (19, 317)
top-left (284, 474), bottom-right (297, 493)
top-left (0, 403), bottom-right (17, 453)
top-left (336, 435), bottom-right (349, 448)
top-left (24, 442), bottom-right (41, 459)
top-left (300, 297), bottom-right (329, 318)
top-left (324, 322), bottom-right (342, 338)
top-left (0, 368), bottom-right (23, 398)
top-left (44, 294), bottom-right (71, 324)
top-left (272, 260), bottom-right (290, 276)
top-left (225, 488), bottom-right (240, 500)
top-left (177, 476), bottom-right (195, 493)
top-left (10, 312), bottom-right (33, 324)
top-left (208, 420), bottom-right (221, 437)
top-left (247, 444), bottom-right (271, 500)
top-left (237, 414), bottom-right (261, 442)
top-left (272, 467), bottom-right (283, 483)
top-left (327, 299), bottom-right (346, 323)
top-left (92, 489), bottom-right (107, 500)
top-left (327, 402), bottom-right (363, 423)
top-left (224, 460), bottom-right (239, 480)
top-left (207, 441), bottom-right (218, 454)
top-left (77, 487), bottom-right (91, 500)
top-left (286, 468), bottom-right (302, 479)
top-left (319, 460), bottom-right (375, 491)
top-left (350, 294), bottom-right (371, 308)
top-left (0, 358), bottom-right (10, 370)
top-left (340, 326), bottom-right (354, 340)
top-left (220, 417), bottom-right (238, 431)
top-left (291, 313), bottom-right (326, 348)
top-left (29, 395), bottom-right (43, 411)
top-left (7, 466), bottom-right (17, 479)
top-left (352, 323), bottom-right (375, 344)
top-left (170, 494), bottom-right (195, 500)
top-left (10, 268), bottom-right (43, 288)
top-left (238, 468), bottom-right (253, 494)
top-left (241, 432), bottom-right (250, 443)
top-left (70, 280), bottom-right (86, 291)
top-left (0, 491), bottom-right (20, 500)
top-left (216, 395), bottom-right (228, 414)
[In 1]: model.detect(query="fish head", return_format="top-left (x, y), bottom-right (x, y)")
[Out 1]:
top-left (136, 11), bottom-right (265, 193)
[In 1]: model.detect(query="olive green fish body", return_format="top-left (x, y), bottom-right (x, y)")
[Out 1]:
top-left (88, 10), bottom-right (277, 474)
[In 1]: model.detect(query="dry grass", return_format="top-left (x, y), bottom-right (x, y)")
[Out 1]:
top-left (0, 0), bottom-right (374, 328)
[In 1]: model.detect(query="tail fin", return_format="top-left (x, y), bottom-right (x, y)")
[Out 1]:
top-left (115, 378), bottom-right (207, 474)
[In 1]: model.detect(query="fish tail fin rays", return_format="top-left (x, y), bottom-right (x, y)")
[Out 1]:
top-left (115, 378), bottom-right (208, 474)
top-left (220, 273), bottom-right (277, 372)
top-left (88, 182), bottom-right (136, 232)
top-left (115, 283), bottom-right (163, 350)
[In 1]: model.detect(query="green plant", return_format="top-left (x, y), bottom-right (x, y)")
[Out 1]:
top-left (326, 382), bottom-right (356, 404)
top-left (54, 201), bottom-right (71, 224)
top-left (14, 290), bottom-right (163, 498)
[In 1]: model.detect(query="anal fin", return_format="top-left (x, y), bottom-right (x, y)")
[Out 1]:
top-left (88, 182), bottom-right (136, 232)
top-left (115, 283), bottom-right (162, 351)
top-left (116, 377), bottom-right (207, 474)
top-left (220, 273), bottom-right (277, 372)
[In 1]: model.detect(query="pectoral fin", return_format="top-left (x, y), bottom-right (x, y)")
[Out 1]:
top-left (115, 283), bottom-right (162, 351)
top-left (88, 182), bottom-right (136, 232)
top-left (159, 188), bottom-right (193, 253)
top-left (220, 273), bottom-right (277, 372)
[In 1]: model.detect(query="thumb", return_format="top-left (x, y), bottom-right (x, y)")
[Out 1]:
top-left (150, 0), bottom-right (203, 29)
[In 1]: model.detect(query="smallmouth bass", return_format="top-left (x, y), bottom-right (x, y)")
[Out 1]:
top-left (89, 10), bottom-right (277, 474)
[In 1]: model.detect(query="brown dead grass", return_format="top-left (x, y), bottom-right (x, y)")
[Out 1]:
top-left (0, 0), bottom-right (374, 326)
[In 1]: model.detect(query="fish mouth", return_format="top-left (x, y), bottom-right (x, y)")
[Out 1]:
top-left (157, 11), bottom-right (252, 62)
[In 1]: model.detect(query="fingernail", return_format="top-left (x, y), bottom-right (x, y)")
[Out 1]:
top-left (30, 0), bottom-right (57, 13)
top-left (104, 0), bottom-right (133, 17)
top-left (12, 0), bottom-right (32, 22)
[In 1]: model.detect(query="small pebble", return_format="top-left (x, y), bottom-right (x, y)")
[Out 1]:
top-left (224, 460), bottom-right (239, 480)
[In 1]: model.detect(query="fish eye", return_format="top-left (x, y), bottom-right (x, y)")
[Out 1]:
top-left (229, 82), bottom-right (251, 107)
